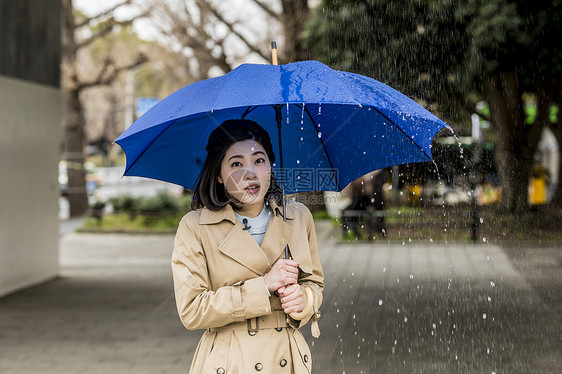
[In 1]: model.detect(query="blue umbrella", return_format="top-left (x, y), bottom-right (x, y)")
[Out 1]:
top-left (116, 59), bottom-right (450, 321)
top-left (116, 59), bottom-right (449, 196)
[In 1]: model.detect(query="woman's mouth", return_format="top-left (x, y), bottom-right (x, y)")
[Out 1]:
top-left (245, 184), bottom-right (260, 194)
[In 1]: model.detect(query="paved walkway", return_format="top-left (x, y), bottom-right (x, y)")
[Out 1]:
top-left (0, 221), bottom-right (560, 373)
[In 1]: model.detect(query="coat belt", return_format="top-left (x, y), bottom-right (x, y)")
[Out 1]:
top-left (209, 310), bottom-right (289, 333)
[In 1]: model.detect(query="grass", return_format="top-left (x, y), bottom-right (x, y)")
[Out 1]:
top-left (334, 204), bottom-right (562, 245)
top-left (78, 212), bottom-right (184, 234)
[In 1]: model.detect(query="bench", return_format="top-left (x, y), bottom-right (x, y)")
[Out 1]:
top-left (341, 209), bottom-right (386, 240)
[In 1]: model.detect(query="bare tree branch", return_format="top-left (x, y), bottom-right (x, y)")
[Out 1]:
top-left (76, 18), bottom-right (134, 50)
top-left (251, 0), bottom-right (281, 18)
top-left (201, 1), bottom-right (271, 63)
top-left (76, 3), bottom-right (152, 51)
top-left (77, 54), bottom-right (148, 91)
top-left (75, 0), bottom-right (132, 28)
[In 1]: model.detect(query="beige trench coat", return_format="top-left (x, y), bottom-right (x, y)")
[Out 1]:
top-left (172, 199), bottom-right (324, 374)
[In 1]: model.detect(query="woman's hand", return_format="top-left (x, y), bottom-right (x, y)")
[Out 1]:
top-left (278, 284), bottom-right (304, 314)
top-left (263, 259), bottom-right (299, 293)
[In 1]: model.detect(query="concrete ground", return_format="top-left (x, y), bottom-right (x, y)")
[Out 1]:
top-left (0, 221), bottom-right (560, 373)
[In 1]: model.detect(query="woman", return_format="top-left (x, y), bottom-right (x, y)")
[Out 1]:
top-left (172, 119), bottom-right (324, 373)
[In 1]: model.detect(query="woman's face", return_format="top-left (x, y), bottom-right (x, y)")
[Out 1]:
top-left (218, 139), bottom-right (272, 209)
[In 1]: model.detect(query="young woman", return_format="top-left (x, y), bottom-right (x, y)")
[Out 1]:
top-left (172, 119), bottom-right (324, 373)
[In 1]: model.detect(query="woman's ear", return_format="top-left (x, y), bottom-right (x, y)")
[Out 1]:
top-left (217, 175), bottom-right (223, 184)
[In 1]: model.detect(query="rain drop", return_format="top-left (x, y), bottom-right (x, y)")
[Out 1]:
top-left (378, 299), bottom-right (383, 306)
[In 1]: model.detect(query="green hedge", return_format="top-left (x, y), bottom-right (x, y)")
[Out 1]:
top-left (107, 191), bottom-right (191, 216)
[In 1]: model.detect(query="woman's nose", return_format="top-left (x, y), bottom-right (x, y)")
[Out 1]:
top-left (244, 167), bottom-right (257, 179)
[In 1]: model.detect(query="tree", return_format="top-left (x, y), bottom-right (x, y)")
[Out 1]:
top-left (305, 0), bottom-right (562, 212)
top-left (61, 0), bottom-right (148, 217)
top-left (304, 0), bottom-right (469, 212)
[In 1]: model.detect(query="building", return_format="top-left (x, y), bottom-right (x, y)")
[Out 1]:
top-left (0, 0), bottom-right (60, 297)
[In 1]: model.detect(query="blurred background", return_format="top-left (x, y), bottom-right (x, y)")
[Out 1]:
top-left (0, 0), bottom-right (561, 372)
top-left (1, 0), bottom-right (561, 300)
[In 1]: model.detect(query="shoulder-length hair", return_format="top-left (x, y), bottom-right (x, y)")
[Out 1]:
top-left (191, 119), bottom-right (282, 211)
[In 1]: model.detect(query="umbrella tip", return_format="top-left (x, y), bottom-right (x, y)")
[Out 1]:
top-left (271, 41), bottom-right (278, 65)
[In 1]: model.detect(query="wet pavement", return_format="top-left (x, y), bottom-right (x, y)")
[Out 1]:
top-left (0, 221), bottom-right (560, 373)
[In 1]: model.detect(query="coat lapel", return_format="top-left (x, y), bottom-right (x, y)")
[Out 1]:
top-left (217, 222), bottom-right (270, 276)
top-left (260, 214), bottom-right (294, 265)
top-left (200, 199), bottom-right (295, 276)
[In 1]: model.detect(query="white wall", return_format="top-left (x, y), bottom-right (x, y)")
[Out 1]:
top-left (0, 75), bottom-right (60, 297)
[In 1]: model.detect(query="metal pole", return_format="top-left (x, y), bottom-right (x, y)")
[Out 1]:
top-left (470, 114), bottom-right (481, 243)
top-left (271, 41), bottom-right (289, 258)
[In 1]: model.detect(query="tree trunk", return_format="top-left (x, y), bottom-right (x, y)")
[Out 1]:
top-left (280, 0), bottom-right (309, 62)
top-left (485, 72), bottom-right (546, 212)
top-left (62, 88), bottom-right (89, 217)
top-left (61, 0), bottom-right (89, 217)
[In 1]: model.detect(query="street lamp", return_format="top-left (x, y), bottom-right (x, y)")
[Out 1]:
top-left (470, 113), bottom-right (481, 243)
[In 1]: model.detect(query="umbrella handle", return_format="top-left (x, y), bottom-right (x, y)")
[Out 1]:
top-left (289, 287), bottom-right (314, 321)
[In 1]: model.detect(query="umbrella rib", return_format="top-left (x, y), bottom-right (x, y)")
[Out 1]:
top-left (241, 105), bottom-right (259, 119)
top-left (368, 106), bottom-right (433, 161)
top-left (300, 104), bottom-right (342, 191)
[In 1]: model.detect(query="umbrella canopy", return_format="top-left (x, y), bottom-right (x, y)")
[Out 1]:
top-left (115, 60), bottom-right (449, 193)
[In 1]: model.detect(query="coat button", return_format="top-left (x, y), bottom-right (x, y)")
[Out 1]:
top-left (275, 327), bottom-right (283, 332)
top-left (304, 354), bottom-right (309, 363)
top-left (255, 363), bottom-right (263, 371)
top-left (217, 368), bottom-right (225, 374)
top-left (280, 359), bottom-right (287, 367)
top-left (248, 330), bottom-right (257, 336)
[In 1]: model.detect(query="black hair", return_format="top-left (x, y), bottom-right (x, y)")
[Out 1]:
top-left (191, 119), bottom-right (282, 211)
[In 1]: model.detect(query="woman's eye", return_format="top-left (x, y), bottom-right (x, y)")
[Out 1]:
top-left (231, 161), bottom-right (242, 167)
top-left (256, 158), bottom-right (266, 164)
